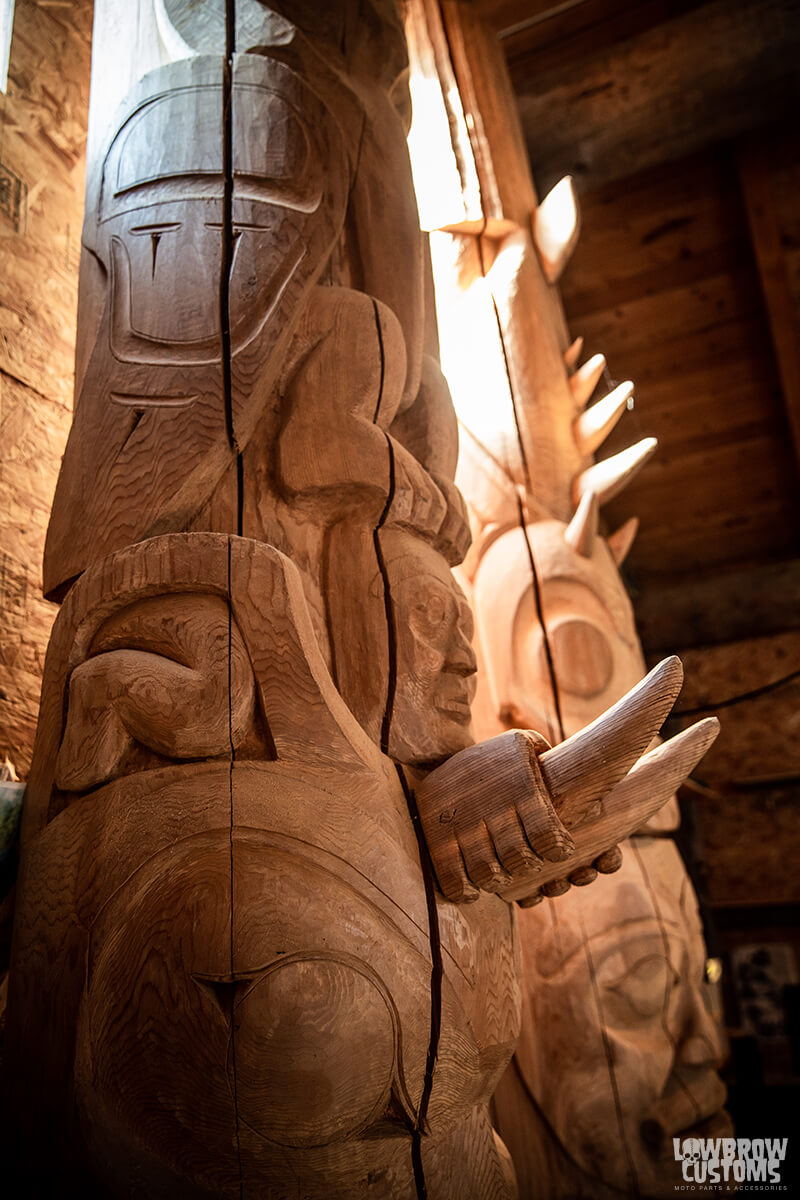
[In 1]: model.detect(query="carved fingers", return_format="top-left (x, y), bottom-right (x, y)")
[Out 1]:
top-left (415, 728), bottom-right (574, 903)
top-left (416, 657), bottom-right (720, 906)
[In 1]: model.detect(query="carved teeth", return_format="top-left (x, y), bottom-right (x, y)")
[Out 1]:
top-left (573, 436), bottom-right (658, 506)
top-left (569, 353), bottom-right (606, 408)
top-left (533, 175), bottom-right (580, 284)
top-left (607, 515), bottom-right (639, 566)
top-left (573, 380), bottom-right (634, 456)
top-left (564, 335), bottom-right (584, 369)
top-left (538, 656), bottom-right (685, 829)
top-left (563, 489), bottom-right (599, 558)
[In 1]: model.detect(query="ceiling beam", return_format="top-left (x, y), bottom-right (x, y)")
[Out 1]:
top-left (512, 0), bottom-right (800, 195)
top-left (737, 140), bottom-right (800, 478)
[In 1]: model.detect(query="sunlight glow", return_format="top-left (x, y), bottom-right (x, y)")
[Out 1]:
top-left (1, 0), bottom-right (15, 93)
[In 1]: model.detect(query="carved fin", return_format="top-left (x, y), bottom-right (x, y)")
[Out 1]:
top-left (573, 436), bottom-right (658, 506)
top-left (564, 335), bottom-right (584, 370)
top-left (533, 175), bottom-right (580, 284)
top-left (563, 490), bottom-right (599, 558)
top-left (607, 516), bottom-right (639, 565)
top-left (539, 656), bottom-right (684, 827)
top-left (573, 380), bottom-right (633, 456)
top-left (569, 353), bottom-right (606, 408)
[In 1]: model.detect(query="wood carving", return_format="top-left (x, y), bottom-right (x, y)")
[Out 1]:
top-left (3, 2), bottom-right (721, 1196)
top-left (402, 2), bottom-right (731, 1196)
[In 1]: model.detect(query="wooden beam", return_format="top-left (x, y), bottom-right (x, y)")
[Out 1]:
top-left (632, 558), bottom-right (800, 653)
top-left (512, 0), bottom-right (800, 196)
top-left (737, 140), bottom-right (800, 476)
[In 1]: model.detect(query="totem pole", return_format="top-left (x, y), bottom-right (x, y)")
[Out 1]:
top-left (402, 3), bottom-right (730, 1195)
top-left (2, 2), bottom-right (717, 1196)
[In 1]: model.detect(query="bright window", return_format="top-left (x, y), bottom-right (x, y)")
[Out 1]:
top-left (0, 0), bottom-right (15, 93)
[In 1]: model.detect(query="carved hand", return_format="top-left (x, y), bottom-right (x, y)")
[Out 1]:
top-left (414, 657), bottom-right (719, 903)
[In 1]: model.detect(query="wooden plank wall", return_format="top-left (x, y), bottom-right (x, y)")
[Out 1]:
top-left (0, 0), bottom-right (91, 775)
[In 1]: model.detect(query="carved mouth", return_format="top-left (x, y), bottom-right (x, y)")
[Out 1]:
top-left (434, 697), bottom-right (473, 723)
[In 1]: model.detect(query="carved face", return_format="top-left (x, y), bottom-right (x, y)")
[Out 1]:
top-left (472, 522), bottom-right (645, 743)
top-left (515, 838), bottom-right (730, 1197)
top-left (383, 530), bottom-right (477, 765)
top-left (97, 55), bottom-right (345, 383)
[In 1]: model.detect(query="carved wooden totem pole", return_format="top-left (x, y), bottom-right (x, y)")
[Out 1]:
top-left (2, 2), bottom-right (719, 1197)
top-left (403, 3), bottom-right (731, 1196)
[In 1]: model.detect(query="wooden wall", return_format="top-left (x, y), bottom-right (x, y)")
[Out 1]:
top-left (0, 0), bottom-right (91, 776)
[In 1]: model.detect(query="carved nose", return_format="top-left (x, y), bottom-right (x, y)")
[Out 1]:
top-left (447, 634), bottom-right (478, 676)
top-left (678, 1034), bottom-right (719, 1067)
top-left (677, 988), bottom-right (723, 1067)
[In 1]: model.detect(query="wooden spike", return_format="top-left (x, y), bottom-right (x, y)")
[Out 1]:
top-left (533, 175), bottom-right (580, 284)
top-left (607, 516), bottom-right (640, 566)
top-left (563, 490), bottom-right (599, 558)
top-left (573, 436), bottom-right (658, 507)
top-left (563, 335), bottom-right (583, 370)
top-left (501, 717), bottom-right (720, 902)
top-left (573, 380), bottom-right (633, 456)
top-left (538, 656), bottom-right (684, 828)
top-left (569, 353), bottom-right (606, 408)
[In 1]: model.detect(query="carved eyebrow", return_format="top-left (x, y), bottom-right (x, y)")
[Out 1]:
top-left (537, 919), bottom-right (682, 978)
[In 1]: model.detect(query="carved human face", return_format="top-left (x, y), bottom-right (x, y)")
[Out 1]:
top-left (382, 530), bottom-right (477, 765)
top-left (516, 838), bottom-right (730, 1197)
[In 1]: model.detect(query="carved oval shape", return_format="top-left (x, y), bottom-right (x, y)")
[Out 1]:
top-left (234, 957), bottom-right (397, 1147)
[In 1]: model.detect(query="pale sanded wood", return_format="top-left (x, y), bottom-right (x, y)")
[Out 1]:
top-left (568, 351), bottom-right (606, 409)
top-left (573, 436), bottom-right (658, 507)
top-left (533, 175), bottom-right (580, 284)
top-left (494, 835), bottom-right (732, 1198)
top-left (573, 380), bottom-right (634, 456)
top-left (415, 659), bottom-right (711, 903)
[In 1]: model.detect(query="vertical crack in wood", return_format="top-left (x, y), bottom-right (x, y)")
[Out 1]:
top-left (517, 493), bottom-right (566, 746)
top-left (227, 536), bottom-right (244, 1197)
top-left (223, 2), bottom-right (243, 1193)
top-left (370, 298), bottom-right (387, 424)
top-left (220, 0), bottom-right (239, 466)
top-left (397, 763), bottom-right (442, 1200)
top-left (475, 223), bottom-right (566, 746)
top-left (368, 296), bottom-right (439, 1190)
top-left (375, 440), bottom-right (397, 758)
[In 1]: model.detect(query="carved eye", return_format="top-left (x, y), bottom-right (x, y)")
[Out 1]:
top-left (547, 618), bottom-right (613, 698)
top-left (603, 954), bottom-right (681, 1020)
top-left (409, 587), bottom-right (450, 644)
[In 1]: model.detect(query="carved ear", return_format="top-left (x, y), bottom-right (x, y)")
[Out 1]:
top-left (607, 516), bottom-right (639, 566)
top-left (564, 490), bottom-right (599, 558)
